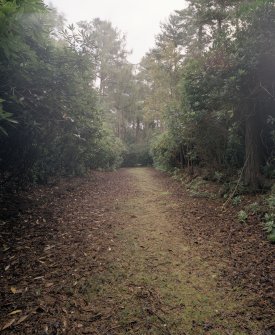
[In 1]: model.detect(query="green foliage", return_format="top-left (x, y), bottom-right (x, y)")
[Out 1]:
top-left (213, 171), bottom-right (224, 183)
top-left (139, 0), bottom-right (275, 193)
top-left (1, 0), bottom-right (275, 200)
top-left (232, 196), bottom-right (242, 206)
top-left (150, 131), bottom-right (179, 171)
top-left (245, 202), bottom-right (261, 215)
top-left (238, 210), bottom-right (248, 223)
top-left (263, 213), bottom-right (275, 242)
top-left (0, 1), bottom-right (126, 187)
top-left (263, 186), bottom-right (275, 242)
top-left (92, 128), bottom-right (125, 170)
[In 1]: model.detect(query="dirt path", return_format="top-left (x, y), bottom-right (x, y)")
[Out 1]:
top-left (88, 168), bottom-right (272, 335)
top-left (0, 168), bottom-right (274, 334)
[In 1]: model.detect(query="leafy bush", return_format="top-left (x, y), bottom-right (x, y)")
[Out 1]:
top-left (150, 131), bottom-right (179, 171)
top-left (232, 196), bottom-right (242, 206)
top-left (238, 210), bottom-right (248, 223)
top-left (0, 2), bottom-right (127, 187)
top-left (245, 202), bottom-right (261, 215)
top-left (264, 213), bottom-right (275, 243)
top-left (91, 128), bottom-right (125, 170)
top-left (263, 186), bottom-right (275, 243)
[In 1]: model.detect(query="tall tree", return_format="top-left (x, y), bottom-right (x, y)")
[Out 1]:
top-left (0, 2), bottom-right (125, 186)
top-left (144, 0), bottom-right (275, 188)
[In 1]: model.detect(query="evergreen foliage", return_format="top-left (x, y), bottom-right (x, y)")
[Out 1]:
top-left (0, 1), bottom-right (125, 187)
top-left (0, 0), bottom-right (274, 192)
top-left (143, 0), bottom-right (275, 191)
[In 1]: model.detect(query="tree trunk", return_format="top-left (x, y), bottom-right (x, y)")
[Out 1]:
top-left (179, 144), bottom-right (184, 168)
top-left (244, 105), bottom-right (263, 190)
top-left (136, 118), bottom-right (140, 141)
top-left (198, 24), bottom-right (203, 52)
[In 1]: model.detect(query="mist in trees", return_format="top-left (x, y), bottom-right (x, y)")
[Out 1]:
top-left (142, 0), bottom-right (275, 191)
top-left (0, 0), bottom-right (274, 192)
top-left (0, 1), bottom-right (126, 186)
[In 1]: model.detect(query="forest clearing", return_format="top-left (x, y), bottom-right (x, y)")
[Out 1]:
top-left (0, 168), bottom-right (274, 334)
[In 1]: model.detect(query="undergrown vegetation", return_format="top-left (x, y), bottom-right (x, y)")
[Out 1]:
top-left (263, 185), bottom-right (275, 242)
top-left (140, 0), bottom-right (275, 197)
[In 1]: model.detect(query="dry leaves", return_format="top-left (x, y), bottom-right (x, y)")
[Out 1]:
top-left (1, 318), bottom-right (16, 331)
top-left (0, 169), bottom-right (274, 334)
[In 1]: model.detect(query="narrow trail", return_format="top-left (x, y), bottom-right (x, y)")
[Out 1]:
top-left (0, 168), bottom-right (274, 334)
top-left (91, 168), bottom-right (270, 335)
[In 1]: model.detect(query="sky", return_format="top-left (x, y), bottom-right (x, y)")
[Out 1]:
top-left (45, 0), bottom-right (187, 63)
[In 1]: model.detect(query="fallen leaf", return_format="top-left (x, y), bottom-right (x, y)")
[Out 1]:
top-left (9, 310), bottom-right (22, 315)
top-left (38, 260), bottom-right (46, 265)
top-left (10, 287), bottom-right (23, 294)
top-left (45, 282), bottom-right (54, 288)
top-left (5, 265), bottom-right (10, 271)
top-left (10, 287), bottom-right (17, 294)
top-left (1, 318), bottom-right (16, 331)
top-left (15, 315), bottom-right (29, 325)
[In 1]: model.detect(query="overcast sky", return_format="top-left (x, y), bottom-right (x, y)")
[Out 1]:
top-left (45, 0), bottom-right (187, 63)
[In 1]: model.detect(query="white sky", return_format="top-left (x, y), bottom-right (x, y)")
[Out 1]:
top-left (45, 0), bottom-right (187, 63)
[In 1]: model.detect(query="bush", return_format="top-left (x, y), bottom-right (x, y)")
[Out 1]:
top-left (238, 210), bottom-right (248, 223)
top-left (91, 128), bottom-right (125, 170)
top-left (263, 185), bottom-right (275, 243)
top-left (150, 131), bottom-right (179, 171)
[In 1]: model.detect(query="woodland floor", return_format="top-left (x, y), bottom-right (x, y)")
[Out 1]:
top-left (0, 167), bottom-right (274, 335)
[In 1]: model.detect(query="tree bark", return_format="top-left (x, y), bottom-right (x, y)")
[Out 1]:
top-left (179, 144), bottom-right (185, 168)
top-left (244, 105), bottom-right (263, 190)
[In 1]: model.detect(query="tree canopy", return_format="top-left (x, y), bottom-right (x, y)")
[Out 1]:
top-left (139, 0), bottom-right (275, 191)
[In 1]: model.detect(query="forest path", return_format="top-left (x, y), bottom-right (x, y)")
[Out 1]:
top-left (84, 168), bottom-right (266, 335)
top-left (1, 168), bottom-right (273, 335)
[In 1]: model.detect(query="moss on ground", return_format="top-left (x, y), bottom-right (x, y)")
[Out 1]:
top-left (82, 168), bottom-right (267, 335)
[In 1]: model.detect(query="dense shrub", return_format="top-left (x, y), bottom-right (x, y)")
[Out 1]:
top-left (150, 131), bottom-right (179, 171)
top-left (0, 1), bottom-right (126, 187)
